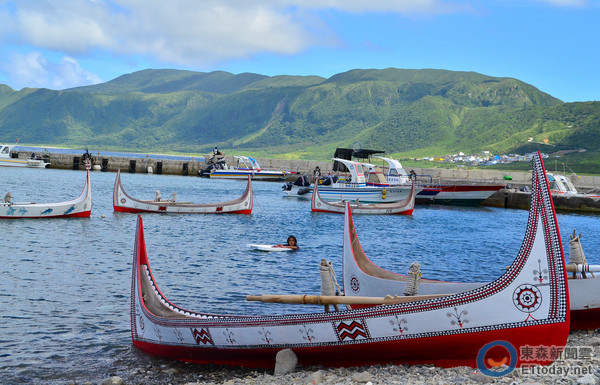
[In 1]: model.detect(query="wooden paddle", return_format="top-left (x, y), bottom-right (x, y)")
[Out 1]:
top-left (246, 293), bottom-right (452, 305)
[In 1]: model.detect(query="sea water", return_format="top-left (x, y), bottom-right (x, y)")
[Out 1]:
top-left (0, 167), bottom-right (599, 384)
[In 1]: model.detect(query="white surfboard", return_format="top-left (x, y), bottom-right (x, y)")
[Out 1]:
top-left (247, 244), bottom-right (294, 252)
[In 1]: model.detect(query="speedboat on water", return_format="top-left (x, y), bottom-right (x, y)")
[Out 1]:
top-left (282, 174), bottom-right (312, 197)
top-left (546, 171), bottom-right (600, 198)
top-left (312, 158), bottom-right (416, 203)
top-left (0, 144), bottom-right (50, 168)
top-left (311, 179), bottom-right (415, 215)
top-left (207, 155), bottom-right (286, 181)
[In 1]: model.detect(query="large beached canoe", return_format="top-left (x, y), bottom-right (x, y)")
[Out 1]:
top-left (0, 170), bottom-right (91, 218)
top-left (130, 152), bottom-right (569, 369)
top-left (113, 170), bottom-right (253, 214)
top-left (343, 152), bottom-right (599, 330)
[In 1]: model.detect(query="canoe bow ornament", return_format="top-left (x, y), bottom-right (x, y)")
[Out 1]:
top-left (533, 259), bottom-right (549, 284)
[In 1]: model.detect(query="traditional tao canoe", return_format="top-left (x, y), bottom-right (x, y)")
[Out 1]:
top-left (0, 169), bottom-right (91, 218)
top-left (131, 151), bottom-right (569, 370)
top-left (113, 170), bottom-right (253, 214)
top-left (311, 179), bottom-right (415, 215)
top-left (344, 152), bottom-right (599, 330)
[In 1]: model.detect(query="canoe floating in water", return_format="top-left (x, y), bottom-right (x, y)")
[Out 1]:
top-left (311, 179), bottom-right (415, 215)
top-left (0, 170), bottom-right (91, 218)
top-left (113, 170), bottom-right (253, 214)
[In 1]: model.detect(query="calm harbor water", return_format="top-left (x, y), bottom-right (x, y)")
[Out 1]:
top-left (1, 167), bottom-right (599, 384)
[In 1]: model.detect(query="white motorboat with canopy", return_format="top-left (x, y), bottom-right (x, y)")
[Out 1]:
top-left (0, 144), bottom-right (50, 168)
top-left (208, 156), bottom-right (285, 181)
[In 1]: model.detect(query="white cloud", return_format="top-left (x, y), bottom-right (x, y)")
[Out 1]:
top-left (3, 52), bottom-right (102, 90)
top-left (0, 0), bottom-right (467, 70)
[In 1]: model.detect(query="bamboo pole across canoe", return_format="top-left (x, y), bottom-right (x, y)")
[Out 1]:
top-left (246, 293), bottom-right (452, 305)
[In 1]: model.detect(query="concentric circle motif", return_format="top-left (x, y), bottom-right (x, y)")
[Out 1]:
top-left (121, 198), bottom-right (126, 204)
top-left (350, 275), bottom-right (360, 293)
top-left (513, 284), bottom-right (542, 313)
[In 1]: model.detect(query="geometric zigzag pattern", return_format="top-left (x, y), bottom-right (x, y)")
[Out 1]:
top-left (336, 320), bottom-right (369, 341)
top-left (192, 328), bottom-right (214, 345)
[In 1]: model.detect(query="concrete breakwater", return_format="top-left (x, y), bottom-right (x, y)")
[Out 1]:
top-left (15, 150), bottom-right (600, 212)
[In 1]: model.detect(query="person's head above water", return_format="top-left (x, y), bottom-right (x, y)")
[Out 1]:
top-left (287, 236), bottom-right (297, 246)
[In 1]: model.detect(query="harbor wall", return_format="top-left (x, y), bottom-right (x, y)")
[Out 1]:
top-left (16, 150), bottom-right (600, 189)
top-left (13, 150), bottom-right (600, 212)
top-left (483, 189), bottom-right (600, 213)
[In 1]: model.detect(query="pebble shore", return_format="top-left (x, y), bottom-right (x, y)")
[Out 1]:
top-left (93, 330), bottom-right (600, 385)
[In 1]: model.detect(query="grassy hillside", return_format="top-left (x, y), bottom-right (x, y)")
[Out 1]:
top-left (0, 68), bottom-right (598, 173)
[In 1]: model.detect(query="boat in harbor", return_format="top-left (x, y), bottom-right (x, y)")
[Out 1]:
top-left (342, 153), bottom-right (599, 330)
top-left (206, 155), bottom-right (286, 181)
top-left (547, 171), bottom-right (600, 198)
top-left (0, 169), bottom-right (91, 218)
top-left (373, 156), bottom-right (505, 205)
top-left (113, 170), bottom-right (253, 214)
top-left (311, 158), bottom-right (415, 203)
top-left (311, 179), bottom-right (415, 215)
top-left (130, 151), bottom-right (569, 369)
top-left (0, 144), bottom-right (50, 168)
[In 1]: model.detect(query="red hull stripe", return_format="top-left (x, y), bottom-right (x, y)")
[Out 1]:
top-left (133, 323), bottom-right (567, 369)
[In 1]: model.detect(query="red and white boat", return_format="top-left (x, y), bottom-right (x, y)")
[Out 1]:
top-left (373, 156), bottom-right (505, 205)
top-left (344, 155), bottom-right (600, 330)
top-left (0, 170), bottom-right (91, 218)
top-left (311, 179), bottom-right (415, 215)
top-left (130, 151), bottom-right (569, 369)
top-left (113, 170), bottom-right (253, 214)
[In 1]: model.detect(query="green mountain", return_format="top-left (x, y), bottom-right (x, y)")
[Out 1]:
top-left (0, 68), bottom-right (598, 171)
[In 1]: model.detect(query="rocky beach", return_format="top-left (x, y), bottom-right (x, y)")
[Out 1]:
top-left (93, 330), bottom-right (600, 385)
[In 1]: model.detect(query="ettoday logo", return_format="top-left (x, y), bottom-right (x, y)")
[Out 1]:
top-left (477, 343), bottom-right (595, 378)
top-left (476, 340), bottom-right (517, 377)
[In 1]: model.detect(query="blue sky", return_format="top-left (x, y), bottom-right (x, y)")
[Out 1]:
top-left (0, 0), bottom-right (598, 102)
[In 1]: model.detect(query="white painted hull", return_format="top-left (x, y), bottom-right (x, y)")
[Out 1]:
top-left (0, 170), bottom-right (91, 218)
top-left (113, 170), bottom-right (253, 214)
top-left (316, 185), bottom-right (415, 203)
top-left (312, 181), bottom-right (415, 215)
top-left (209, 170), bottom-right (285, 181)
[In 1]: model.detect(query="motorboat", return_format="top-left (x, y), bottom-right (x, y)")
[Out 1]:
top-left (113, 170), bottom-right (253, 214)
top-left (313, 158), bottom-right (415, 203)
top-left (0, 144), bottom-right (50, 168)
top-left (207, 156), bottom-right (285, 181)
top-left (546, 171), bottom-right (600, 198)
top-left (0, 170), bottom-right (91, 218)
top-left (282, 174), bottom-right (312, 197)
top-left (311, 179), bottom-right (415, 215)
top-left (372, 156), bottom-right (505, 205)
top-left (130, 152), bottom-right (569, 369)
